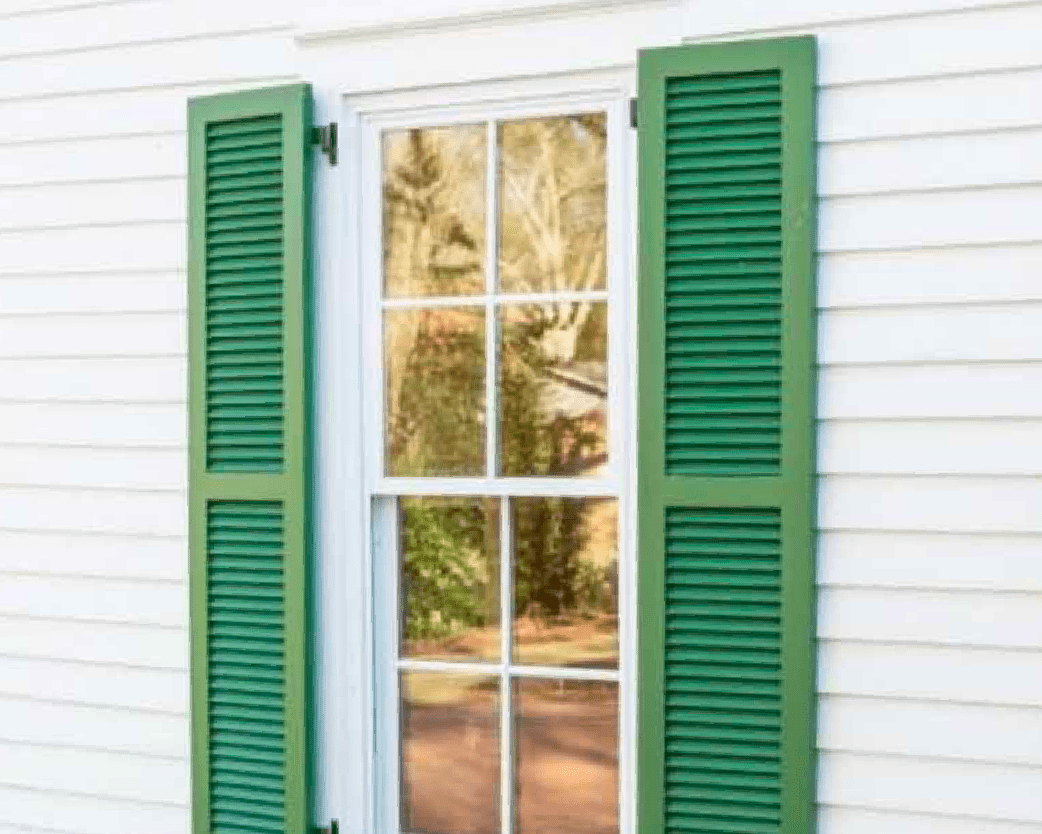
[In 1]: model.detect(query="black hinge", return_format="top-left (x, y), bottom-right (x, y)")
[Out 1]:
top-left (314, 819), bottom-right (338, 834)
top-left (311, 123), bottom-right (338, 165)
top-left (629, 97), bottom-right (637, 129)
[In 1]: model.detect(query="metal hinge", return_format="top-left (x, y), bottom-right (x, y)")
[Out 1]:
top-left (629, 97), bottom-right (637, 129)
top-left (313, 819), bottom-right (338, 834)
top-left (311, 123), bottom-right (338, 165)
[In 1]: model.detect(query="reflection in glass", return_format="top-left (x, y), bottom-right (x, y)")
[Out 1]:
top-left (513, 678), bottom-right (619, 834)
top-left (383, 125), bottom-right (486, 298)
top-left (510, 498), bottom-right (618, 668)
top-left (399, 497), bottom-right (501, 662)
top-left (498, 114), bottom-right (606, 294)
top-left (385, 307), bottom-right (485, 477)
top-left (499, 302), bottom-right (608, 478)
top-left (401, 672), bottom-right (501, 834)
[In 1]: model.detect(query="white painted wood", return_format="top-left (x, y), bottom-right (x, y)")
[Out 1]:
top-left (0, 273), bottom-right (184, 315)
top-left (0, 224), bottom-right (184, 274)
top-left (0, 135), bottom-right (184, 188)
top-left (0, 617), bottom-right (184, 671)
top-left (820, 587), bottom-right (1042, 648)
top-left (820, 244), bottom-right (1042, 307)
top-left (0, 696), bottom-right (188, 758)
top-left (0, 313), bottom-right (183, 357)
top-left (820, 420), bottom-right (1042, 476)
top-left (819, 530), bottom-right (1042, 592)
top-left (0, 178), bottom-right (183, 231)
top-left (820, 641), bottom-right (1042, 707)
top-left (819, 752), bottom-right (1042, 823)
top-left (0, 487), bottom-right (184, 537)
top-left (820, 695), bottom-right (1042, 766)
top-left (821, 304), bottom-right (1042, 364)
top-left (0, 445), bottom-right (185, 490)
top-left (820, 363), bottom-right (1042, 419)
top-left (0, 402), bottom-right (185, 447)
top-left (0, 357), bottom-right (184, 403)
top-left (0, 530), bottom-right (185, 582)
top-left (821, 806), bottom-right (1042, 834)
top-left (0, 785), bottom-right (187, 834)
top-left (0, 575), bottom-right (185, 628)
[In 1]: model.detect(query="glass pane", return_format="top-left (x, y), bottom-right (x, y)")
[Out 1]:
top-left (385, 307), bottom-right (485, 477)
top-left (497, 114), bottom-right (606, 294)
top-left (499, 302), bottom-right (608, 478)
top-left (401, 672), bottom-right (500, 834)
top-left (399, 497), bottom-right (501, 662)
top-left (513, 678), bottom-right (619, 834)
top-left (510, 497), bottom-right (618, 668)
top-left (383, 125), bottom-right (486, 298)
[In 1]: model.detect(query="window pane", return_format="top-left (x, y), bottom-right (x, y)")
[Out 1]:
top-left (383, 125), bottom-right (486, 298)
top-left (499, 302), bottom-right (608, 478)
top-left (385, 307), bottom-right (485, 476)
top-left (510, 497), bottom-right (618, 668)
top-left (513, 678), bottom-right (618, 834)
top-left (401, 672), bottom-right (501, 834)
top-left (497, 114), bottom-right (606, 294)
top-left (399, 497), bottom-right (501, 662)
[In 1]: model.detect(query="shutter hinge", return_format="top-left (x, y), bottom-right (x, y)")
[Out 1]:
top-left (313, 819), bottom-right (338, 834)
top-left (311, 123), bottom-right (338, 166)
top-left (629, 97), bottom-right (637, 129)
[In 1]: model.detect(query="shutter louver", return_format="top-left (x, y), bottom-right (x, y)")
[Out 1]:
top-left (638, 38), bottom-right (817, 834)
top-left (189, 85), bottom-right (313, 834)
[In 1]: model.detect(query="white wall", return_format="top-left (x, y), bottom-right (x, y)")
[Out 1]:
top-left (0, 1), bottom-right (1039, 833)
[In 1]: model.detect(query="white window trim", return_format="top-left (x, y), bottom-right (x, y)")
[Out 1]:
top-left (316, 66), bottom-right (638, 834)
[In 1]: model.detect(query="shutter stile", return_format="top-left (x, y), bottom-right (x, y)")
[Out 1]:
top-left (189, 85), bottom-right (313, 834)
top-left (639, 38), bottom-right (817, 834)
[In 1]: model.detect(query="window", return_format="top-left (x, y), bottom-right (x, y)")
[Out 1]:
top-left (363, 93), bottom-right (635, 834)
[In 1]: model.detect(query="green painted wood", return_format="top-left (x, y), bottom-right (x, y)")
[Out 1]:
top-left (638, 37), bottom-right (817, 834)
top-left (188, 83), bottom-right (313, 834)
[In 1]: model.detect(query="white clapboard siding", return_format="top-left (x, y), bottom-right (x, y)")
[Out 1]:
top-left (0, 134), bottom-right (185, 187)
top-left (0, 445), bottom-right (186, 490)
top-left (0, 575), bottom-right (185, 628)
top-left (0, 785), bottom-right (187, 834)
top-left (820, 696), bottom-right (1042, 766)
top-left (0, 531), bottom-right (185, 582)
top-left (0, 357), bottom-right (184, 403)
top-left (821, 807), bottom-right (1042, 834)
top-left (819, 530), bottom-right (1042, 592)
top-left (0, 224), bottom-right (184, 274)
top-left (0, 312), bottom-right (184, 357)
top-left (0, 178), bottom-right (183, 231)
top-left (821, 641), bottom-right (1042, 707)
top-left (0, 655), bottom-right (186, 714)
top-left (0, 695), bottom-right (188, 758)
top-left (0, 272), bottom-right (184, 315)
top-left (0, 487), bottom-right (184, 537)
top-left (821, 244), bottom-right (1042, 307)
top-left (821, 363), bottom-right (1042, 419)
top-left (0, 742), bottom-right (188, 806)
top-left (0, 618), bottom-right (185, 669)
top-left (819, 752), bottom-right (1042, 823)
top-left (0, 402), bottom-right (185, 447)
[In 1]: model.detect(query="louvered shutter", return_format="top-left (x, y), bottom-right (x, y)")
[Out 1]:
top-left (636, 38), bottom-right (817, 834)
top-left (188, 84), bottom-right (314, 834)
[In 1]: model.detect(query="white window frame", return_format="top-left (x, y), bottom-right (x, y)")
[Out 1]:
top-left (320, 66), bottom-right (638, 834)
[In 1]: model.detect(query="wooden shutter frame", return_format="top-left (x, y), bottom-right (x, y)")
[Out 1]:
top-left (188, 83), bottom-right (315, 834)
top-left (636, 37), bottom-right (818, 834)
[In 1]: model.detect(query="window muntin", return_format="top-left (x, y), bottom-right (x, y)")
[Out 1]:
top-left (371, 103), bottom-right (628, 834)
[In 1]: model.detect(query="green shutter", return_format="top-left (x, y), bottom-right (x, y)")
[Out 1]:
top-left (637, 37), bottom-right (817, 834)
top-left (188, 84), bottom-right (314, 834)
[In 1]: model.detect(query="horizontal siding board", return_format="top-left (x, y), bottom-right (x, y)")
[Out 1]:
top-left (820, 588), bottom-right (1042, 649)
top-left (0, 741), bottom-right (188, 806)
top-left (0, 695), bottom-right (187, 758)
top-left (820, 420), bottom-right (1042, 476)
top-left (819, 696), bottom-right (1042, 766)
top-left (0, 618), bottom-right (184, 669)
top-left (819, 531), bottom-right (1042, 592)
top-left (0, 488), bottom-right (184, 537)
top-left (820, 304), bottom-right (1042, 364)
top-left (0, 178), bottom-right (183, 231)
top-left (0, 576), bottom-right (185, 628)
top-left (0, 224), bottom-right (184, 274)
top-left (0, 313), bottom-right (184, 357)
top-left (0, 446), bottom-right (186, 490)
top-left (821, 641), bottom-right (1042, 707)
top-left (820, 806), bottom-right (1042, 834)
top-left (821, 364), bottom-right (1042, 419)
top-left (0, 655), bottom-right (186, 714)
top-left (820, 245), bottom-right (1042, 308)
top-left (0, 784), bottom-right (186, 834)
top-left (0, 134), bottom-right (183, 188)
top-left (0, 530), bottom-right (185, 582)
top-left (818, 752), bottom-right (1042, 823)
top-left (0, 402), bottom-right (185, 447)
top-left (0, 357), bottom-right (184, 403)
top-left (0, 273), bottom-right (184, 316)
top-left (819, 476), bottom-right (1042, 534)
